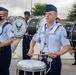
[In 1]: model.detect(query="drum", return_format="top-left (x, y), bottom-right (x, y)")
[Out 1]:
top-left (7, 16), bottom-right (27, 38)
top-left (16, 60), bottom-right (46, 75)
top-left (64, 22), bottom-right (76, 51)
top-left (27, 17), bottom-right (41, 35)
top-left (64, 22), bottom-right (74, 39)
top-left (27, 16), bottom-right (46, 35)
top-left (71, 23), bottom-right (76, 51)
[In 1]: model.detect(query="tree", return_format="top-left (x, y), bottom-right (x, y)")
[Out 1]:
top-left (66, 3), bottom-right (76, 21)
top-left (31, 3), bottom-right (46, 16)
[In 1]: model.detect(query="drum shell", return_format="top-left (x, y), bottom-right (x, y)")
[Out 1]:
top-left (64, 22), bottom-right (74, 39)
top-left (28, 18), bottom-right (39, 35)
top-left (27, 17), bottom-right (42, 35)
top-left (64, 22), bottom-right (76, 50)
top-left (27, 17), bottom-right (46, 36)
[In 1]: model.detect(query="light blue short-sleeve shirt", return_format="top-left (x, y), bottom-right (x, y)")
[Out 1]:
top-left (33, 22), bottom-right (70, 53)
top-left (0, 22), bottom-right (14, 42)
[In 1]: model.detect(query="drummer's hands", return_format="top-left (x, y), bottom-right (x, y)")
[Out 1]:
top-left (47, 52), bottom-right (59, 58)
top-left (27, 49), bottom-right (34, 57)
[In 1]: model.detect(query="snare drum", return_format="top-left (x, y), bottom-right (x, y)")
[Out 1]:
top-left (16, 60), bottom-right (46, 75)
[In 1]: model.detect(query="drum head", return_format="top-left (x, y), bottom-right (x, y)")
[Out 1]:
top-left (7, 16), bottom-right (27, 38)
top-left (17, 60), bottom-right (46, 70)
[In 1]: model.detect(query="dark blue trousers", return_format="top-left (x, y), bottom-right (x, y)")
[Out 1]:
top-left (22, 36), bottom-right (32, 59)
top-left (0, 45), bottom-right (11, 75)
top-left (38, 52), bottom-right (62, 75)
top-left (46, 56), bottom-right (62, 75)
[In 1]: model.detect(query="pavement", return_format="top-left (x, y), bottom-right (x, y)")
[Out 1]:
top-left (10, 58), bottom-right (76, 75)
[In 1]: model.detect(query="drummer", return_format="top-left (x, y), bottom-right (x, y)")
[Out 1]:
top-left (28, 4), bottom-right (70, 75)
top-left (0, 7), bottom-right (14, 75)
top-left (55, 17), bottom-right (60, 23)
top-left (22, 11), bottom-right (32, 59)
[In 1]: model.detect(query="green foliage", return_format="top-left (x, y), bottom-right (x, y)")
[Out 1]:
top-left (31, 3), bottom-right (46, 16)
top-left (66, 3), bottom-right (76, 21)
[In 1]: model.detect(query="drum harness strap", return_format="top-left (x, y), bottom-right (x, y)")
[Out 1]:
top-left (0, 22), bottom-right (12, 35)
top-left (39, 23), bottom-right (61, 74)
top-left (0, 22), bottom-right (12, 52)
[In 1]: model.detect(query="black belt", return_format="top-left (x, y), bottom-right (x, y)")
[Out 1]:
top-left (24, 34), bottom-right (33, 37)
top-left (38, 52), bottom-right (52, 64)
top-left (24, 34), bottom-right (33, 39)
top-left (39, 52), bottom-right (60, 64)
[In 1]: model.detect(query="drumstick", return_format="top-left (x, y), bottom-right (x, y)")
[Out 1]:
top-left (33, 54), bottom-right (48, 56)
top-left (27, 53), bottom-right (48, 56)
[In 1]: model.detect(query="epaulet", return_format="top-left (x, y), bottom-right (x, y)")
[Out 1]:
top-left (2, 22), bottom-right (12, 28)
top-left (49, 23), bottom-right (61, 34)
top-left (41, 23), bottom-right (46, 33)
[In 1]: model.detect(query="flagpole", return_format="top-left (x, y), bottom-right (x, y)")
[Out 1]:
top-left (31, 0), bottom-right (32, 10)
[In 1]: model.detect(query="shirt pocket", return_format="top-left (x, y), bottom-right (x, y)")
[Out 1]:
top-left (50, 34), bottom-right (59, 39)
top-left (49, 34), bottom-right (60, 44)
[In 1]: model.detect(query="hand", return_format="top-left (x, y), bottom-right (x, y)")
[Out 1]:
top-left (47, 52), bottom-right (59, 58)
top-left (27, 49), bottom-right (34, 57)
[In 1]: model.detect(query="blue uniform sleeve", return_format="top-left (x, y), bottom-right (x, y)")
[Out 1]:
top-left (60, 27), bottom-right (70, 46)
top-left (32, 26), bottom-right (42, 42)
top-left (6, 24), bottom-right (14, 38)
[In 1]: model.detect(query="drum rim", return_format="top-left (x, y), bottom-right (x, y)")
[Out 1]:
top-left (16, 60), bottom-right (46, 70)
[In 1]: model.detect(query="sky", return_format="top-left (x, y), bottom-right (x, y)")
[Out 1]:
top-left (0, 0), bottom-right (76, 19)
